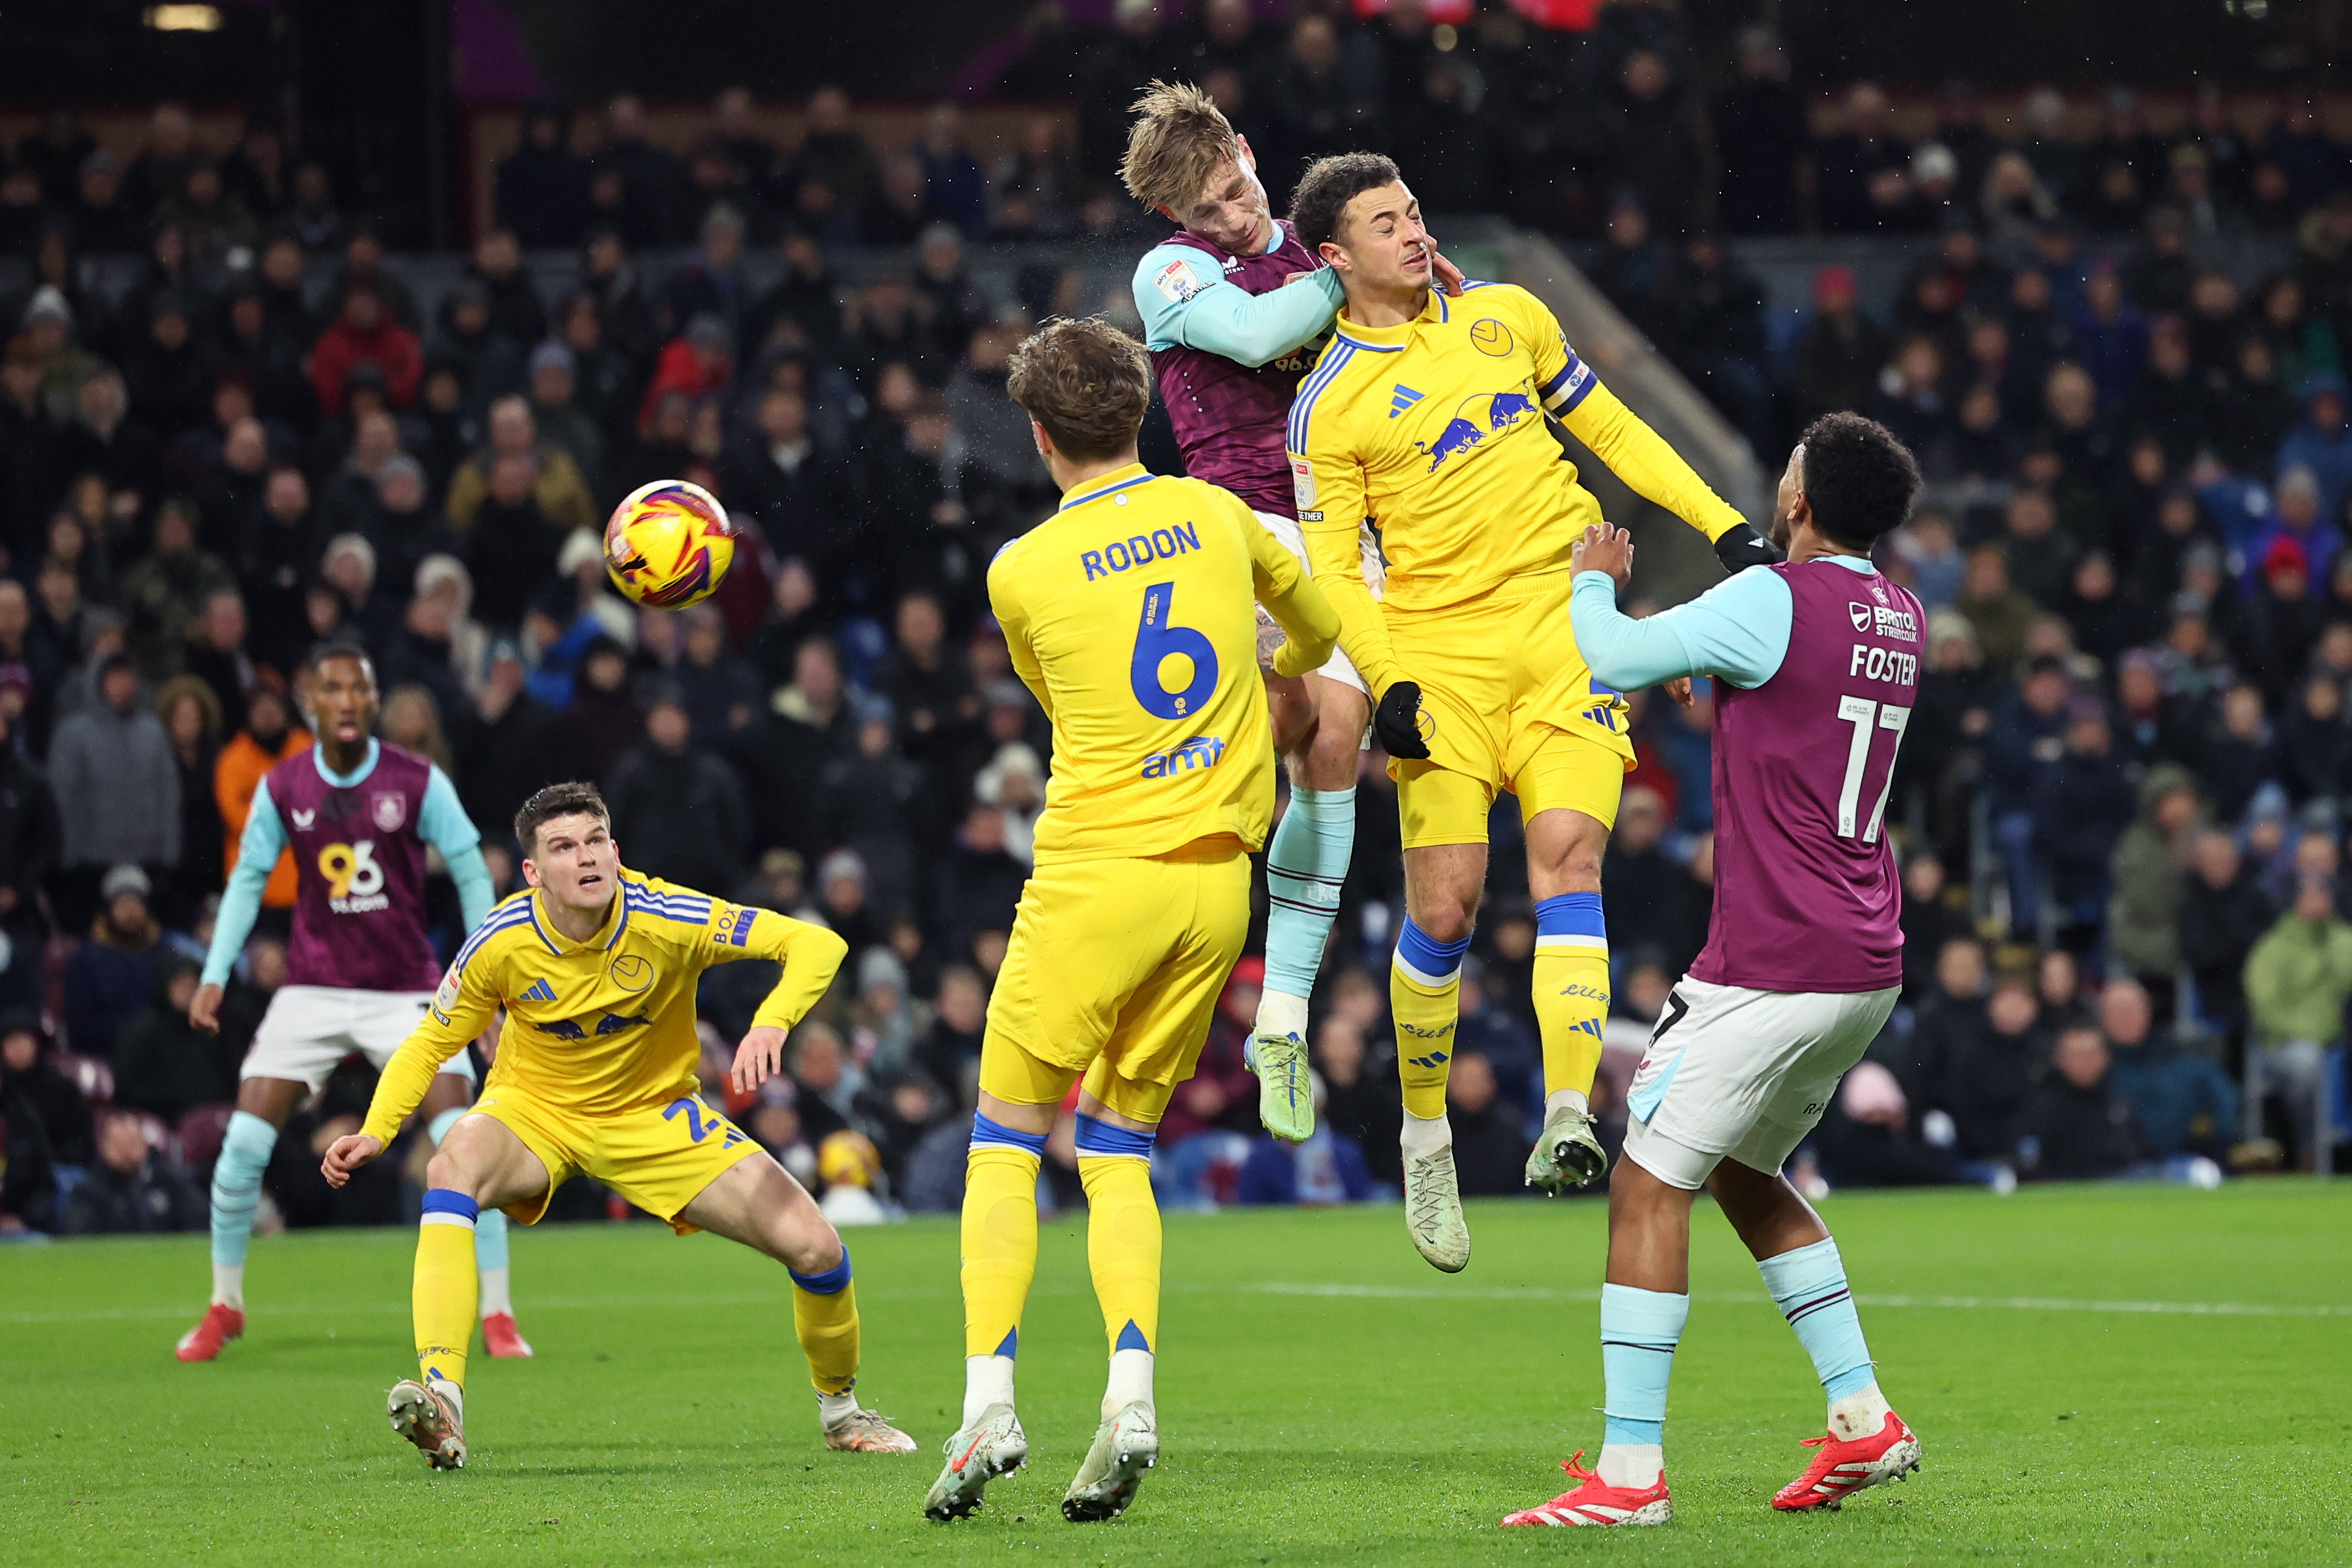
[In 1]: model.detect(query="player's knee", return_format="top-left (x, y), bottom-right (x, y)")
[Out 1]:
top-left (780, 1215), bottom-right (845, 1278)
top-left (1300, 713), bottom-right (1362, 786)
top-left (1412, 897), bottom-right (1477, 946)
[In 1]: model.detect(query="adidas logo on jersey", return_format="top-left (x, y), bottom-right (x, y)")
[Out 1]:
top-left (521, 978), bottom-right (559, 1003)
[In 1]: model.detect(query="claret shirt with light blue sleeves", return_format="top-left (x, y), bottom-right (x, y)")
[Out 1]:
top-left (1132, 227), bottom-right (1345, 365)
top-left (198, 740), bottom-right (494, 987)
top-left (1570, 553), bottom-right (1884, 691)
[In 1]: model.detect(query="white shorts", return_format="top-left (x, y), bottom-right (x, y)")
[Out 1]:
top-left (1620, 976), bottom-right (1900, 1190)
top-left (1252, 507), bottom-right (1377, 699)
top-left (239, 985), bottom-right (476, 1094)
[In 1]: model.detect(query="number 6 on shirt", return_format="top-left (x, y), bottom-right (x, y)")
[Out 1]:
top-left (1130, 581), bottom-right (1220, 720)
top-left (1834, 696), bottom-right (1911, 842)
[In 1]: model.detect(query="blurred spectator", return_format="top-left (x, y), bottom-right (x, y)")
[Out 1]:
top-left (0, 1013), bottom-right (93, 1233)
top-left (311, 287), bottom-right (421, 415)
top-left (2105, 764), bottom-right (2201, 983)
top-left (1918, 970), bottom-right (2044, 1165)
top-left (111, 955), bottom-right (227, 1123)
top-left (1712, 27), bottom-right (1806, 235)
top-left (497, 105), bottom-right (590, 250)
top-left (62, 864), bottom-right (180, 1059)
top-left (2243, 875), bottom-right (2352, 1167)
top-left (51, 654), bottom-right (180, 901)
top-left (59, 1109), bottom-right (205, 1236)
top-left (1237, 1073), bottom-right (1378, 1205)
top-left (1442, 1051), bottom-right (1526, 1198)
top-left (2100, 976), bottom-right (2237, 1162)
top-left (603, 691), bottom-right (750, 897)
top-left (2017, 1024), bottom-right (2147, 1180)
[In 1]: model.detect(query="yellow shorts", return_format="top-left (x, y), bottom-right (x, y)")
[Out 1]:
top-left (470, 1085), bottom-right (762, 1234)
top-left (1385, 571), bottom-right (1635, 848)
top-left (979, 840), bottom-right (1251, 1125)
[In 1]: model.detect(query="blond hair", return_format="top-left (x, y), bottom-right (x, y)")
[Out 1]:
top-left (1119, 80), bottom-right (1240, 215)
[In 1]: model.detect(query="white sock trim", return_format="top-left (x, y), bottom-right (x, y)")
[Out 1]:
top-left (211, 1261), bottom-right (244, 1310)
top-left (476, 1265), bottom-right (512, 1318)
top-left (1103, 1347), bottom-right (1154, 1421)
top-left (1545, 1088), bottom-right (1591, 1119)
top-left (1400, 1109), bottom-right (1452, 1156)
top-left (1254, 990), bottom-right (1309, 1040)
top-left (962, 1353), bottom-right (1016, 1426)
top-left (1597, 1442), bottom-right (1662, 1489)
top-left (817, 1387), bottom-right (860, 1426)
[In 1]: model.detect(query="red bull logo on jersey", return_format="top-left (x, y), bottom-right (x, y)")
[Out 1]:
top-left (1140, 734), bottom-right (1227, 779)
top-left (1412, 390), bottom-right (1537, 473)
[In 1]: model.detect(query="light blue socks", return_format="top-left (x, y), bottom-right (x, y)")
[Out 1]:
top-left (208, 1110), bottom-right (278, 1305)
top-left (1599, 1281), bottom-right (1688, 1447)
top-left (1757, 1236), bottom-right (1875, 1401)
top-left (1261, 784), bottom-right (1355, 1007)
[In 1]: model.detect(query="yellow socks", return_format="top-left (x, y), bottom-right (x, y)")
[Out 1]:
top-left (961, 1120), bottom-right (1044, 1360)
top-left (1075, 1116), bottom-right (1161, 1355)
top-left (1534, 894), bottom-right (1611, 1104)
top-left (414, 1191), bottom-right (481, 1390)
top-left (788, 1247), bottom-right (860, 1396)
top-left (1077, 1114), bottom-right (1161, 1418)
top-left (1393, 918), bottom-right (1471, 1120)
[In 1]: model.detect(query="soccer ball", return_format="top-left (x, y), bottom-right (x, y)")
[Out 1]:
top-left (603, 479), bottom-right (737, 608)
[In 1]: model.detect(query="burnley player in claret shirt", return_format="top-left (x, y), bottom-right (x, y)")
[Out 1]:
top-left (1120, 82), bottom-right (1464, 1144)
top-left (176, 643), bottom-right (528, 1364)
top-left (1503, 413), bottom-right (1927, 1529)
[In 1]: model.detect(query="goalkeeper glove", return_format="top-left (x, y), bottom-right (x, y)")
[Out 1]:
top-left (1374, 681), bottom-right (1430, 759)
top-left (1713, 523), bottom-right (1781, 573)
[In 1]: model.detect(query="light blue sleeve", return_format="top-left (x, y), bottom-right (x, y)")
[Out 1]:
top-left (1571, 567), bottom-right (1793, 691)
top-left (419, 766), bottom-right (495, 932)
top-left (1132, 243), bottom-right (1345, 367)
top-left (201, 778), bottom-right (285, 988)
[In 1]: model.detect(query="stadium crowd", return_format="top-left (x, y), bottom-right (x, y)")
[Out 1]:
top-left (4, 3), bottom-right (2352, 1241)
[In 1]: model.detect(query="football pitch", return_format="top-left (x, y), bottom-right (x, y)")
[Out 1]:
top-left (6, 1183), bottom-right (2347, 1566)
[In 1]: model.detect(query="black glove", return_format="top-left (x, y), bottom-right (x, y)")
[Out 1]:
top-left (1713, 523), bottom-right (1782, 573)
top-left (1374, 680), bottom-right (1430, 759)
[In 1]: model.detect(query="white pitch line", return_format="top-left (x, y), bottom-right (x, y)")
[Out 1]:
top-left (1240, 1282), bottom-right (2352, 1318)
top-left (9, 1282), bottom-right (2344, 1328)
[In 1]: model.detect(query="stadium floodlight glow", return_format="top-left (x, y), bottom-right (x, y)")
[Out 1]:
top-left (144, 4), bottom-right (224, 30)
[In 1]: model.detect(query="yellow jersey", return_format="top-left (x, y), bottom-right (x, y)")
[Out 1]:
top-left (1286, 281), bottom-right (1746, 691)
top-left (989, 462), bottom-right (1338, 864)
top-left (359, 869), bottom-right (847, 1142)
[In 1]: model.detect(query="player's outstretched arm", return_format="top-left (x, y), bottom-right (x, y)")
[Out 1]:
top-left (1568, 524), bottom-right (1793, 693)
top-left (352, 951), bottom-right (504, 1149)
top-left (1135, 247), bottom-right (1344, 367)
top-left (191, 780), bottom-right (286, 1033)
top-left (735, 910), bottom-right (851, 1034)
top-left (1245, 512), bottom-right (1341, 679)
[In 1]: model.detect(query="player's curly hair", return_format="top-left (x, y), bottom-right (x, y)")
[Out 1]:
top-left (1289, 152), bottom-right (1402, 252)
top-left (515, 781), bottom-right (611, 857)
top-left (1797, 412), bottom-right (1922, 546)
top-left (1006, 317), bottom-right (1151, 463)
top-left (1120, 80), bottom-right (1239, 216)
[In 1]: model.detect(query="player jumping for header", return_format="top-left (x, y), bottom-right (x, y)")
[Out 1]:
top-left (1121, 83), bottom-right (1465, 1141)
top-left (321, 781), bottom-right (913, 1468)
top-left (177, 643), bottom-right (530, 1363)
top-left (924, 318), bottom-right (1337, 1524)
top-left (1503, 413), bottom-right (1925, 1528)
top-left (1283, 153), bottom-right (1775, 1271)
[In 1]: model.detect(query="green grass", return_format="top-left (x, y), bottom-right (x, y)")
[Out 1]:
top-left (5, 1182), bottom-right (2349, 1565)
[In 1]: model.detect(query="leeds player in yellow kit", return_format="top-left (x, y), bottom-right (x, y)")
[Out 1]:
top-left (321, 782), bottom-right (917, 1469)
top-left (1285, 153), bottom-right (1775, 1271)
top-left (923, 318), bottom-right (1337, 1525)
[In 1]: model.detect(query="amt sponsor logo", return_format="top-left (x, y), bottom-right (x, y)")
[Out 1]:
top-left (1141, 735), bottom-right (1226, 779)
